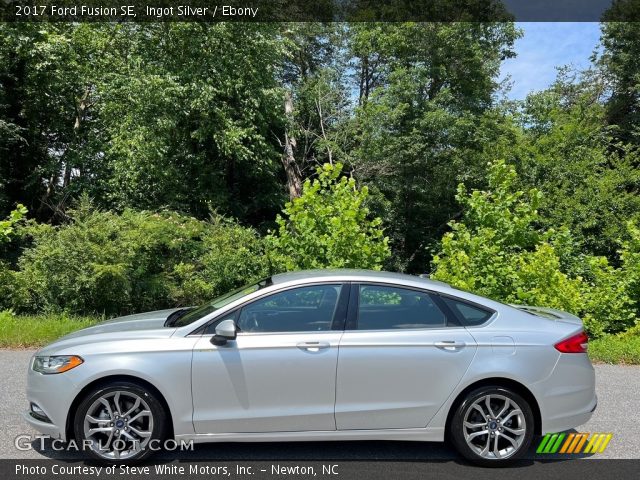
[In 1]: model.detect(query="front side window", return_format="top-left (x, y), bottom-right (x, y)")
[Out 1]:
top-left (171, 278), bottom-right (271, 328)
top-left (357, 284), bottom-right (447, 330)
top-left (237, 284), bottom-right (343, 333)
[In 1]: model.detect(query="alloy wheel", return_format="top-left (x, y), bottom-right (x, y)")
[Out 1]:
top-left (82, 390), bottom-right (154, 460)
top-left (462, 393), bottom-right (527, 460)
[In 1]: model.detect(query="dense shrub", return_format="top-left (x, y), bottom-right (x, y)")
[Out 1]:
top-left (15, 203), bottom-right (268, 316)
top-left (169, 215), bottom-right (270, 306)
top-left (266, 163), bottom-right (391, 271)
top-left (432, 160), bottom-right (637, 337)
top-left (0, 205), bottom-right (28, 310)
top-left (0, 266), bottom-right (27, 312)
top-left (620, 221), bottom-right (640, 310)
top-left (0, 204), bottom-right (27, 242)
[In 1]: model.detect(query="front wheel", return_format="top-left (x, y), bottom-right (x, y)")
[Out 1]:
top-left (73, 381), bottom-right (167, 463)
top-left (449, 386), bottom-right (534, 466)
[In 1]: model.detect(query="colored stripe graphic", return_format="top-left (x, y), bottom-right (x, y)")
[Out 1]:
top-left (559, 433), bottom-right (575, 453)
top-left (584, 434), bottom-right (600, 453)
top-left (574, 433), bottom-right (589, 452)
top-left (598, 434), bottom-right (613, 453)
top-left (568, 433), bottom-right (587, 453)
top-left (584, 433), bottom-right (613, 453)
top-left (537, 433), bottom-right (612, 454)
top-left (542, 434), bottom-right (555, 453)
top-left (550, 433), bottom-right (566, 453)
top-left (537, 434), bottom-right (552, 453)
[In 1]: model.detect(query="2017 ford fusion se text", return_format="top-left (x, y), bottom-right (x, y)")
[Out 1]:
top-left (24, 269), bottom-right (596, 465)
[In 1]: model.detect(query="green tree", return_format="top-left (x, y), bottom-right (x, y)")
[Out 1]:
top-left (431, 160), bottom-right (636, 336)
top-left (0, 23), bottom-right (289, 224)
top-left (266, 163), bottom-right (390, 271)
top-left (597, 20), bottom-right (640, 147)
top-left (278, 23), bottom-right (352, 199)
top-left (513, 74), bottom-right (640, 259)
top-left (350, 22), bottom-right (521, 272)
top-left (100, 23), bottom-right (288, 221)
top-left (0, 23), bottom-right (99, 219)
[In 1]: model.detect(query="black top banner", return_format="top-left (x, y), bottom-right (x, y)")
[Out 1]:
top-left (2, 0), bottom-right (640, 22)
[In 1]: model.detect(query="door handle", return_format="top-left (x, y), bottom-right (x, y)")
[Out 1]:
top-left (434, 340), bottom-right (466, 351)
top-left (297, 341), bottom-right (330, 352)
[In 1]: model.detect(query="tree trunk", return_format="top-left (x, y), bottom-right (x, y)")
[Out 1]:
top-left (63, 86), bottom-right (90, 189)
top-left (282, 90), bottom-right (302, 199)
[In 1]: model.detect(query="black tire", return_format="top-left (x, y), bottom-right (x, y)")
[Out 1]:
top-left (449, 386), bottom-right (535, 466)
top-left (73, 381), bottom-right (167, 464)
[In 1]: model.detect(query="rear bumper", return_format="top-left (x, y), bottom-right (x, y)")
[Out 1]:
top-left (533, 353), bottom-right (597, 434)
top-left (541, 394), bottom-right (597, 433)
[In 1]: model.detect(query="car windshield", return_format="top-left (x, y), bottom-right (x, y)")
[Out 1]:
top-left (168, 277), bottom-right (272, 328)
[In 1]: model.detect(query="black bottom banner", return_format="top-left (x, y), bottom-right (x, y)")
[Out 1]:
top-left (3, 459), bottom-right (640, 480)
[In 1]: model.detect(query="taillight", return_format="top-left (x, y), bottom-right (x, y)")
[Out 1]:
top-left (554, 331), bottom-right (589, 353)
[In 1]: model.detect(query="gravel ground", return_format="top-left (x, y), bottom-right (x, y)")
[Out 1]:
top-left (0, 350), bottom-right (638, 460)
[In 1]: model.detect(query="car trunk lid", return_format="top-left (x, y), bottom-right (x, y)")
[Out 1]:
top-left (510, 305), bottom-right (583, 326)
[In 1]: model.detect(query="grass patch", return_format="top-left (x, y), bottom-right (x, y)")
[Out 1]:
top-left (589, 333), bottom-right (640, 365)
top-left (0, 311), bottom-right (100, 348)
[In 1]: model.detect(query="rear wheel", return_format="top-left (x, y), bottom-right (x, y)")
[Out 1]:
top-left (450, 386), bottom-right (534, 466)
top-left (73, 381), bottom-right (166, 463)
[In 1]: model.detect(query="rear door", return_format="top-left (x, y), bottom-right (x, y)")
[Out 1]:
top-left (335, 283), bottom-right (477, 430)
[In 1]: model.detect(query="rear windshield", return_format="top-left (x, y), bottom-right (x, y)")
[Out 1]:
top-left (170, 278), bottom-right (271, 327)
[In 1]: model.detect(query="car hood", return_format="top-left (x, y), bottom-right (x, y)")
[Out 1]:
top-left (36, 308), bottom-right (180, 356)
top-left (510, 305), bottom-right (583, 325)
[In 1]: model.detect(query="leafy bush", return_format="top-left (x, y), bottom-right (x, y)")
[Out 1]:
top-left (0, 266), bottom-right (28, 312)
top-left (0, 205), bottom-right (28, 310)
top-left (577, 255), bottom-right (636, 337)
top-left (266, 163), bottom-right (391, 272)
top-left (169, 215), bottom-right (269, 306)
top-left (432, 160), bottom-right (637, 337)
top-left (620, 221), bottom-right (640, 312)
top-left (0, 204), bottom-right (27, 243)
top-left (16, 202), bottom-right (267, 316)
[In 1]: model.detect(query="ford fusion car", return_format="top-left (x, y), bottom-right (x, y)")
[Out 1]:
top-left (24, 269), bottom-right (596, 465)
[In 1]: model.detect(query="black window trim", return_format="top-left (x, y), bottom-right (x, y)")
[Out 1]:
top-left (189, 281), bottom-right (497, 336)
top-left (189, 281), bottom-right (350, 336)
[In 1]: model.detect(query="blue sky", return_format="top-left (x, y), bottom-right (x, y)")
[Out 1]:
top-left (499, 23), bottom-right (602, 99)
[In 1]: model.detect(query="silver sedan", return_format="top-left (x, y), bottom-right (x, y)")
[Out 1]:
top-left (24, 269), bottom-right (596, 465)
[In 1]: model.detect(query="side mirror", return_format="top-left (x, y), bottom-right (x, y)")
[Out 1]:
top-left (211, 319), bottom-right (237, 346)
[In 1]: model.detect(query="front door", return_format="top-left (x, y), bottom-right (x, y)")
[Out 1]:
top-left (192, 283), bottom-right (346, 433)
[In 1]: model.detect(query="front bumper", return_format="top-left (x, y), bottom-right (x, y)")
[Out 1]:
top-left (22, 410), bottom-right (63, 439)
top-left (24, 361), bottom-right (80, 441)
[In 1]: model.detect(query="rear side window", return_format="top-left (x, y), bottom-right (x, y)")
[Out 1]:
top-left (356, 285), bottom-right (447, 330)
top-left (442, 297), bottom-right (494, 326)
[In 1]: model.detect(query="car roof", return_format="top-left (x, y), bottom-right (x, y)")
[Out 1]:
top-left (271, 269), bottom-right (451, 288)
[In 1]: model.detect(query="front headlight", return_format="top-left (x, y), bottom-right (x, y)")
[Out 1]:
top-left (32, 355), bottom-right (83, 374)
